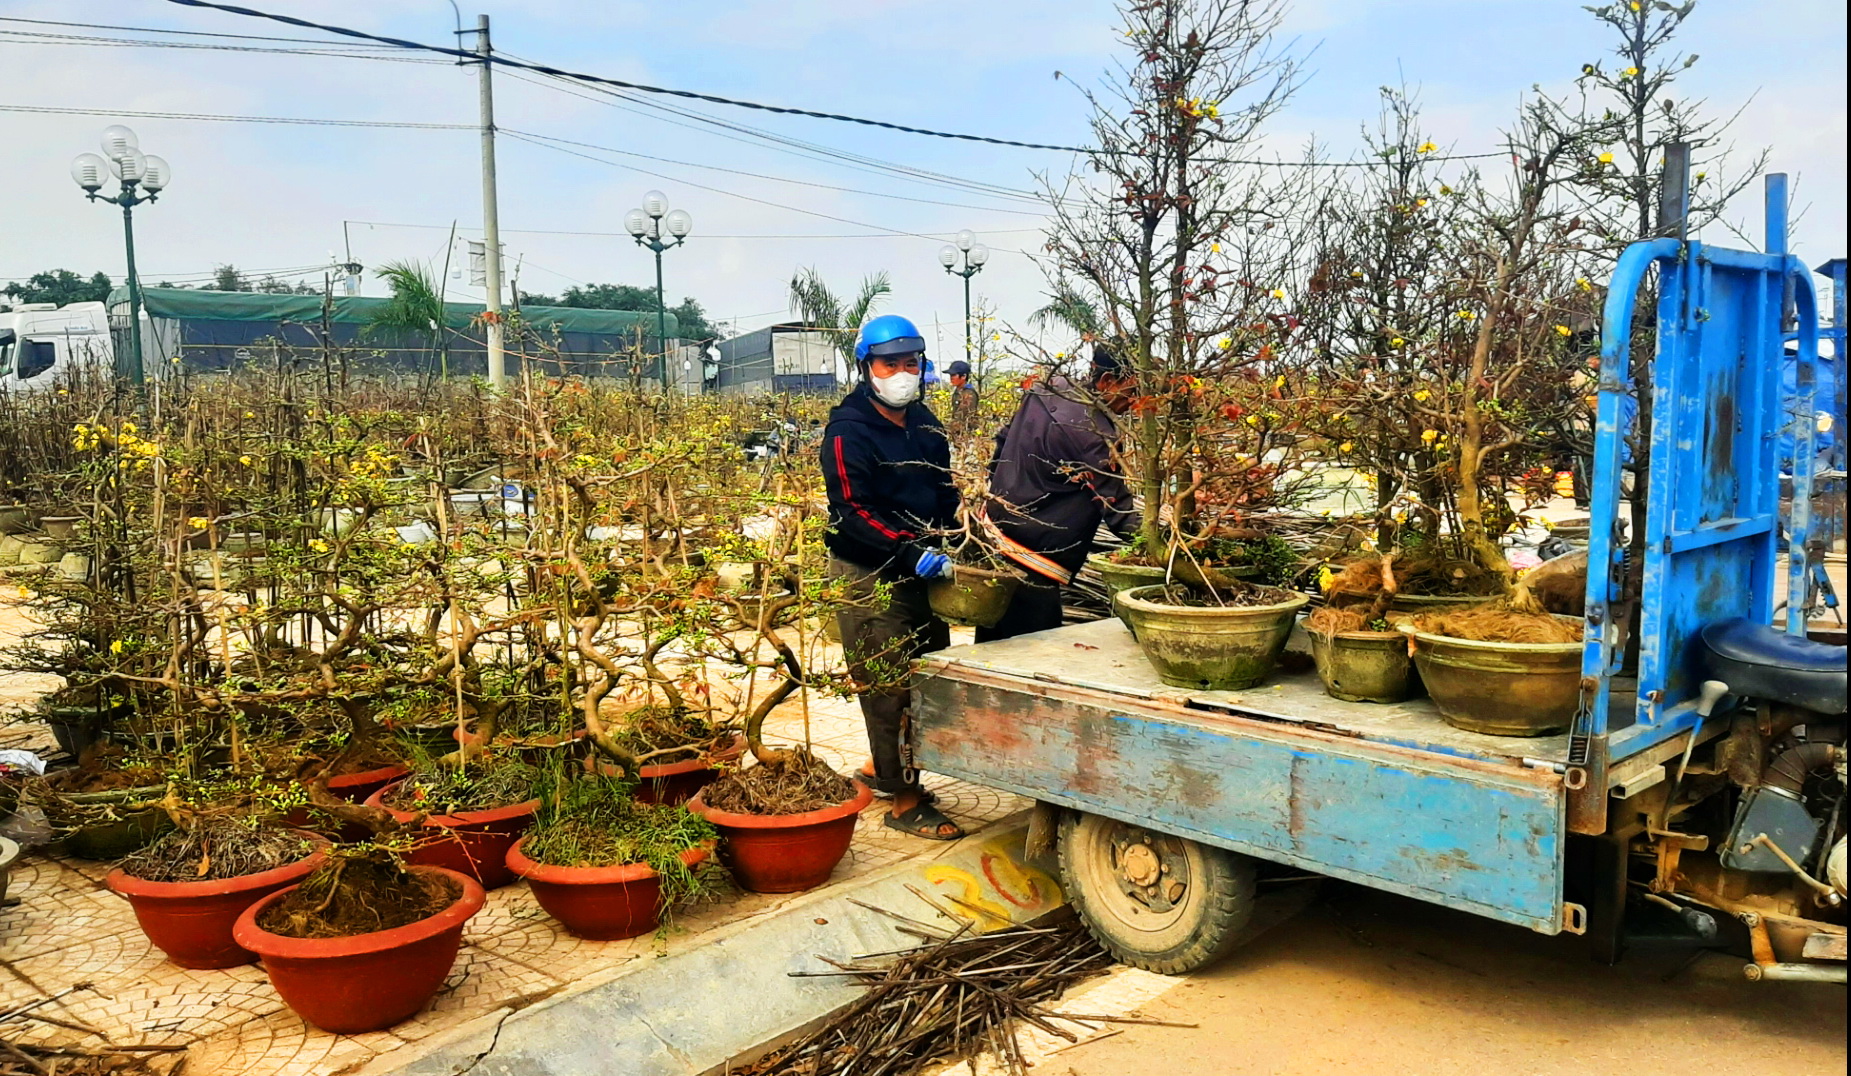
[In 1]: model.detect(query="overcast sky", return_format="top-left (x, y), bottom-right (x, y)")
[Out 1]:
top-left (3, 0), bottom-right (1845, 350)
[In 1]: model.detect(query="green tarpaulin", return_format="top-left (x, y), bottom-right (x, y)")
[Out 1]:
top-left (110, 287), bottom-right (675, 338)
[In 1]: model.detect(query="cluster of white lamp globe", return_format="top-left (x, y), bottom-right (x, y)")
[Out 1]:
top-left (70, 124), bottom-right (170, 200)
top-left (68, 124), bottom-right (169, 384)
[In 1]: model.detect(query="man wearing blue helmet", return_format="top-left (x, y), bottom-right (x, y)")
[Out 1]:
top-left (822, 313), bottom-right (964, 840)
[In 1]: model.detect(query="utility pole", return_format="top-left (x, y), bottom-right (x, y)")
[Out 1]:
top-left (475, 14), bottom-right (507, 390)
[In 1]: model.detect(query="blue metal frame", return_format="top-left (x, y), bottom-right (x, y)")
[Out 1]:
top-left (1809, 257), bottom-right (1846, 550)
top-left (1581, 177), bottom-right (1823, 763)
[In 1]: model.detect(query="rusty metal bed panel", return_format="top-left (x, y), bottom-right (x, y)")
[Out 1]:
top-left (913, 622), bottom-right (1569, 934)
top-left (926, 619), bottom-right (1570, 765)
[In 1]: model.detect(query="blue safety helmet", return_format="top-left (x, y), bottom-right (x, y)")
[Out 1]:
top-left (854, 314), bottom-right (927, 364)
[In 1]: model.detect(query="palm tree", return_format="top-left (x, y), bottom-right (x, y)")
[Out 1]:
top-left (1029, 279), bottom-right (1104, 341)
top-left (369, 260), bottom-right (450, 377)
top-left (788, 267), bottom-right (892, 372)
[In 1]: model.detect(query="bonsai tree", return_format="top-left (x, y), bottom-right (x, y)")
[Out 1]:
top-left (1038, 0), bottom-right (1318, 590)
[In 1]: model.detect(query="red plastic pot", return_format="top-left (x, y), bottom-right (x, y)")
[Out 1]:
top-left (326, 762), bottom-right (413, 804)
top-left (589, 733), bottom-right (747, 806)
top-left (105, 837), bottom-right (329, 969)
top-left (639, 733), bottom-right (747, 806)
top-left (505, 837), bottom-right (710, 940)
top-left (687, 780), bottom-right (872, 893)
top-left (365, 782), bottom-right (539, 890)
top-left (233, 865), bottom-right (484, 1034)
top-left (284, 764), bottom-right (414, 840)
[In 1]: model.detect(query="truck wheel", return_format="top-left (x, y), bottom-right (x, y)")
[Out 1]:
top-left (1057, 811), bottom-right (1255, 975)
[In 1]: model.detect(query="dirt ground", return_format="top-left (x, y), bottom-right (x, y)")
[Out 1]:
top-left (1047, 882), bottom-right (1846, 1076)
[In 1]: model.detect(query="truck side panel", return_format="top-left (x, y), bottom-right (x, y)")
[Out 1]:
top-left (914, 671), bottom-right (1568, 933)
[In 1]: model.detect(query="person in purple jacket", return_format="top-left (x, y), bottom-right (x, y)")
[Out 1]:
top-left (981, 346), bottom-right (1142, 641)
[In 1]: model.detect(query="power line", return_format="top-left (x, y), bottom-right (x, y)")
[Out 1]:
top-left (0, 15), bottom-right (404, 46)
top-left (0, 103), bottom-right (474, 131)
top-left (0, 27), bottom-right (445, 61)
top-left (496, 67), bottom-right (1047, 205)
top-left (345, 219), bottom-right (1043, 240)
top-left (162, 0), bottom-right (1098, 153)
top-left (505, 129), bottom-right (1046, 216)
top-left (159, 0), bottom-right (1511, 169)
top-left (500, 130), bottom-right (958, 244)
top-left (0, 101), bottom-right (1040, 213)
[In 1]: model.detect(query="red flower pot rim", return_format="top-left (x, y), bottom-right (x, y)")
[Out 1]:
top-left (233, 865), bottom-right (485, 961)
top-left (505, 836), bottom-right (710, 886)
top-left (366, 780), bottom-right (541, 827)
top-left (324, 763), bottom-right (411, 790)
top-left (453, 725), bottom-right (585, 748)
top-left (687, 778), bottom-right (873, 830)
top-left (639, 732), bottom-right (746, 778)
top-left (105, 833), bottom-right (329, 900)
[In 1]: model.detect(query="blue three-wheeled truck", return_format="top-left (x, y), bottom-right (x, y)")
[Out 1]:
top-left (909, 173), bottom-right (1848, 981)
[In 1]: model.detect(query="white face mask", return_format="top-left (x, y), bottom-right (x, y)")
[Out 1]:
top-left (870, 369), bottom-right (922, 408)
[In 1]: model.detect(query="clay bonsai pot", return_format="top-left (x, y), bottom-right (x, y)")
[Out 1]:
top-left (505, 837), bottom-right (710, 940)
top-left (637, 733), bottom-right (746, 806)
top-left (1117, 584), bottom-right (1309, 690)
top-left (1399, 617), bottom-right (1584, 736)
top-left (1306, 625), bottom-right (1418, 704)
top-left (233, 865), bottom-right (484, 1034)
top-left (926, 564), bottom-right (1023, 628)
top-left (37, 516), bottom-right (80, 542)
top-left (365, 782), bottom-right (539, 889)
top-left (105, 836), bottom-right (328, 969)
top-left (687, 779), bottom-right (873, 894)
top-left (52, 784), bottom-right (173, 860)
top-left (284, 763), bottom-right (412, 839)
top-left (587, 733), bottom-right (747, 806)
top-left (1088, 555), bottom-right (1260, 632)
top-left (326, 762), bottom-right (413, 804)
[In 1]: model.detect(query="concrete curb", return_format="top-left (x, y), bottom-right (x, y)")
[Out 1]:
top-left (367, 811), bottom-right (1063, 1076)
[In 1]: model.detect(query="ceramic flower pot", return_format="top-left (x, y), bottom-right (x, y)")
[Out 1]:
top-left (687, 780), bottom-right (873, 894)
top-left (106, 837), bottom-right (328, 969)
top-left (233, 866), bottom-right (484, 1034)
top-left (635, 733), bottom-right (746, 806)
top-left (926, 564), bottom-right (1023, 628)
top-left (1116, 585), bottom-right (1309, 691)
top-left (365, 782), bottom-right (539, 889)
top-left (505, 837), bottom-right (710, 940)
top-left (1306, 625), bottom-right (1418, 704)
top-left (1399, 619), bottom-right (1584, 736)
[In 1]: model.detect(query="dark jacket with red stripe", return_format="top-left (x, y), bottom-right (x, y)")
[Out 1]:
top-left (821, 383), bottom-right (958, 573)
top-left (986, 375), bottom-right (1140, 574)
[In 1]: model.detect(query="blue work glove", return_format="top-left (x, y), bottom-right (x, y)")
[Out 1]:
top-left (914, 549), bottom-right (954, 579)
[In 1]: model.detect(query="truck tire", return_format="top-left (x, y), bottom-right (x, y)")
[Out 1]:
top-left (1057, 810), bottom-right (1255, 975)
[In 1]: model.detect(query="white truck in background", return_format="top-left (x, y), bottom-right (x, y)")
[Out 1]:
top-left (0, 301), bottom-right (113, 391)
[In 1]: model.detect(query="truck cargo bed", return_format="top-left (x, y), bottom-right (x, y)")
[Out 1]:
top-left (912, 619), bottom-right (1580, 934)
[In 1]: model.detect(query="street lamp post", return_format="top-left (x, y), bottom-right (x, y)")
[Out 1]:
top-left (624, 191), bottom-right (692, 389)
top-left (938, 230), bottom-right (989, 381)
top-left (73, 126), bottom-right (169, 386)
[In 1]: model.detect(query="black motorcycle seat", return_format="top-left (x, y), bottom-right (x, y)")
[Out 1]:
top-left (1700, 618), bottom-right (1847, 714)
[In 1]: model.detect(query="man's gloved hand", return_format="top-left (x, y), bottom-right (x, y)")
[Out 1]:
top-left (914, 549), bottom-right (955, 579)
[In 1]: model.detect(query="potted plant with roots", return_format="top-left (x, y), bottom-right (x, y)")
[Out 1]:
top-left (1038, 0), bottom-right (1317, 689)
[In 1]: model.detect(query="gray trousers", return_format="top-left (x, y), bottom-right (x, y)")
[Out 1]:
top-left (830, 557), bottom-right (950, 792)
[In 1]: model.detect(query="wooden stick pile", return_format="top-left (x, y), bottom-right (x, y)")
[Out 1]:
top-left (739, 909), bottom-right (1120, 1076)
top-left (0, 983), bottom-right (184, 1075)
